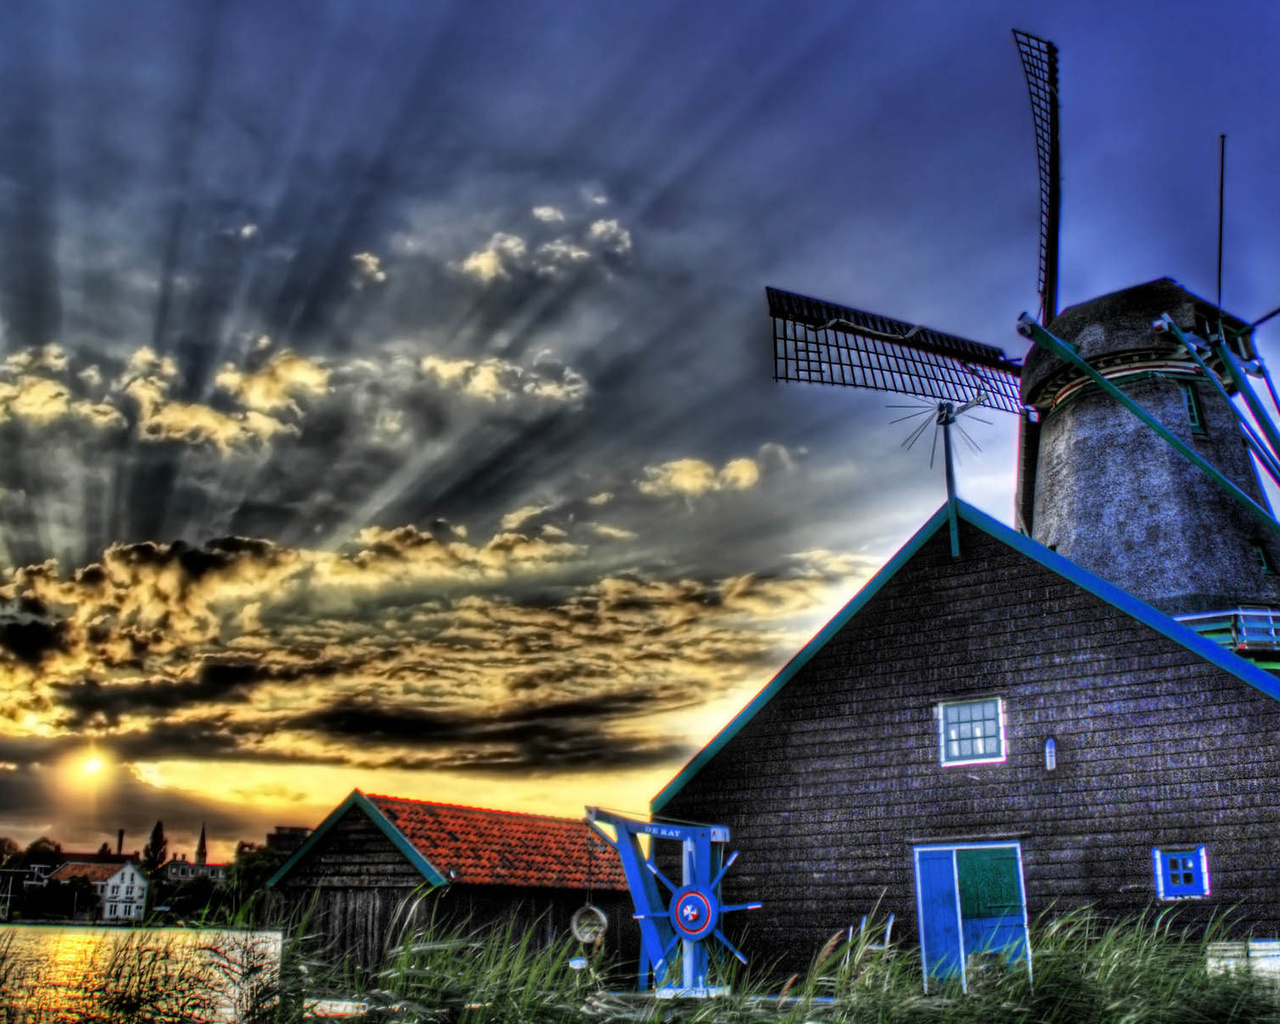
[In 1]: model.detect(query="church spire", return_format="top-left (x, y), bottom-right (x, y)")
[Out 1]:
top-left (195, 822), bottom-right (207, 866)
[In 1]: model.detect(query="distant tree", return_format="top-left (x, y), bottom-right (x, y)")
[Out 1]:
top-left (96, 841), bottom-right (112, 858)
top-left (227, 841), bottom-right (289, 922)
top-left (169, 874), bottom-right (225, 921)
top-left (44, 876), bottom-right (99, 920)
top-left (142, 821), bottom-right (167, 874)
top-left (0, 837), bottom-right (19, 864)
top-left (22, 837), bottom-right (62, 866)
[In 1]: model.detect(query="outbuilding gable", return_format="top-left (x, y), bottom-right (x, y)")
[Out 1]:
top-left (268, 790), bottom-right (626, 891)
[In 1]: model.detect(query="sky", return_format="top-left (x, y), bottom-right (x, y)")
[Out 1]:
top-left (1, 0), bottom-right (1278, 863)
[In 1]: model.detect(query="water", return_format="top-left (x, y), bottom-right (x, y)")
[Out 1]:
top-left (0, 924), bottom-right (283, 1022)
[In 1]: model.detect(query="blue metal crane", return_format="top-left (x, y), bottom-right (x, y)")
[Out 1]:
top-left (585, 806), bottom-right (761, 997)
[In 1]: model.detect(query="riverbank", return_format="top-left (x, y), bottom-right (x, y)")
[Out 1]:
top-left (3, 909), bottom-right (1280, 1023)
top-left (0, 923), bottom-right (283, 1023)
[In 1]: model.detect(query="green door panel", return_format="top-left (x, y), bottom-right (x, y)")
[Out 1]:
top-left (956, 847), bottom-right (1021, 919)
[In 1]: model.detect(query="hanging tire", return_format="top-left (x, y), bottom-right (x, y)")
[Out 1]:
top-left (570, 904), bottom-right (608, 944)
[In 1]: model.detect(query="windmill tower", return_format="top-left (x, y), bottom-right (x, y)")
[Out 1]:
top-left (769, 30), bottom-right (1280, 665)
top-left (1021, 278), bottom-right (1280, 617)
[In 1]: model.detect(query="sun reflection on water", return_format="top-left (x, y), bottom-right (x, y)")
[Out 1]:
top-left (0, 924), bottom-right (282, 1021)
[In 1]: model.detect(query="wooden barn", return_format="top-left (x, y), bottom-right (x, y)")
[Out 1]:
top-left (652, 496), bottom-right (1280, 985)
top-left (267, 790), bottom-right (635, 969)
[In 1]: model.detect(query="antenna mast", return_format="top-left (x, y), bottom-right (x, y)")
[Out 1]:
top-left (1217, 133), bottom-right (1226, 311)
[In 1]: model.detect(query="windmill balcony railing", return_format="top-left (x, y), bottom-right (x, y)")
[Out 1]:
top-left (1175, 609), bottom-right (1280, 653)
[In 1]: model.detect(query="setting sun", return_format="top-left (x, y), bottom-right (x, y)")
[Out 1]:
top-left (81, 756), bottom-right (104, 776)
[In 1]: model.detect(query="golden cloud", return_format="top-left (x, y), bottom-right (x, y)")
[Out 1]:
top-left (126, 377), bottom-right (294, 452)
top-left (589, 522), bottom-right (637, 542)
top-left (588, 218), bottom-right (632, 254)
top-left (501, 504), bottom-right (552, 531)
top-left (456, 232), bottom-right (528, 283)
top-left (214, 351), bottom-right (330, 415)
top-left (636, 456), bottom-right (761, 498)
top-left (351, 252), bottom-right (388, 286)
top-left (0, 376), bottom-right (124, 430)
top-left (419, 354), bottom-right (588, 406)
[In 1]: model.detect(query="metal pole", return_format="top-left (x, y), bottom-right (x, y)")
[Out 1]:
top-left (940, 404), bottom-right (961, 558)
top-left (942, 408), bottom-right (957, 504)
top-left (1217, 133), bottom-right (1226, 311)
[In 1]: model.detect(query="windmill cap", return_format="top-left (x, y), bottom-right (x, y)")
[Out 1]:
top-left (1020, 277), bottom-right (1254, 407)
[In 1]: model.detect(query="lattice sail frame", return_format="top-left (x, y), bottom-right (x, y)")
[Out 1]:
top-left (768, 286), bottom-right (1024, 414)
top-left (1013, 29), bottom-right (1061, 325)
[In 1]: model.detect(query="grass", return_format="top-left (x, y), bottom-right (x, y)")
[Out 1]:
top-left (2, 905), bottom-right (1280, 1023)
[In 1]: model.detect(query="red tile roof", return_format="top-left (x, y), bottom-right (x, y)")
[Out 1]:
top-left (366, 795), bottom-right (627, 891)
top-left (49, 862), bottom-right (124, 884)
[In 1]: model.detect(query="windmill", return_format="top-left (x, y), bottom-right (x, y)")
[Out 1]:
top-left (768, 31), bottom-right (1280, 654)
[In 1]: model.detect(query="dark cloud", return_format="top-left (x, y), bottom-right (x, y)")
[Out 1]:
top-left (287, 684), bottom-right (699, 773)
top-left (0, 598), bottom-right (68, 665)
top-left (393, 736), bottom-right (698, 775)
top-left (51, 660), bottom-right (266, 727)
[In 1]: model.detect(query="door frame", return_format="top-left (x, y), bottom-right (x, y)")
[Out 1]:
top-left (912, 841), bottom-right (1031, 992)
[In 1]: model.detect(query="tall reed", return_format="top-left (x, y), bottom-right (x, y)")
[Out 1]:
top-left (4, 903), bottom-right (1280, 1022)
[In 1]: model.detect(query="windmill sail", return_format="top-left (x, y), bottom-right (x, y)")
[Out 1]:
top-left (1013, 29), bottom-right (1061, 325)
top-left (767, 286), bottom-right (1024, 413)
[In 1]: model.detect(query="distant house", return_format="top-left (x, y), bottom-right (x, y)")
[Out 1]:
top-left (163, 856), bottom-right (227, 884)
top-left (163, 823), bottom-right (228, 884)
top-left (50, 861), bottom-right (148, 922)
top-left (652, 500), bottom-right (1280, 986)
top-left (264, 826), bottom-right (312, 854)
top-left (268, 790), bottom-right (635, 969)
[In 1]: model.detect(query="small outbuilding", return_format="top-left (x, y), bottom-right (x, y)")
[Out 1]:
top-left (268, 789), bottom-right (634, 969)
top-left (652, 499), bottom-right (1280, 986)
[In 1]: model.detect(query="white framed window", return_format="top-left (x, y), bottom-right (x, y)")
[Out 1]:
top-left (938, 697), bottom-right (1006, 766)
top-left (1153, 846), bottom-right (1210, 899)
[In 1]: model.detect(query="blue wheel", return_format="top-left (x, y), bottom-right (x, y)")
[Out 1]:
top-left (669, 885), bottom-right (719, 941)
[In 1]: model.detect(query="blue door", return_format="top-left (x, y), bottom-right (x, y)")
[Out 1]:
top-left (913, 843), bottom-right (1029, 990)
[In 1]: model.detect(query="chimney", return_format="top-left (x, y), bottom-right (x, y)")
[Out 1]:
top-left (116, 830), bottom-right (124, 856)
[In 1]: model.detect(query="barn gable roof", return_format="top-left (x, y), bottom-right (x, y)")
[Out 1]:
top-left (268, 789), bottom-right (626, 891)
top-left (49, 861), bottom-right (127, 884)
top-left (652, 498), bottom-right (1280, 813)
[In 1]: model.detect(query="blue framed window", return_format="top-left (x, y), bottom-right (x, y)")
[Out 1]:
top-left (1153, 846), bottom-right (1209, 899)
top-left (938, 698), bottom-right (1006, 766)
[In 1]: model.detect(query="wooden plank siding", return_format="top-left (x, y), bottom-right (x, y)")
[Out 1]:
top-left (275, 806), bottom-right (436, 969)
top-left (658, 516), bottom-right (1280, 976)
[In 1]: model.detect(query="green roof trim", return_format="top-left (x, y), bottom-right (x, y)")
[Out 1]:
top-left (266, 789), bottom-right (448, 889)
top-left (651, 502), bottom-right (953, 814)
top-left (651, 499), bottom-right (1280, 814)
